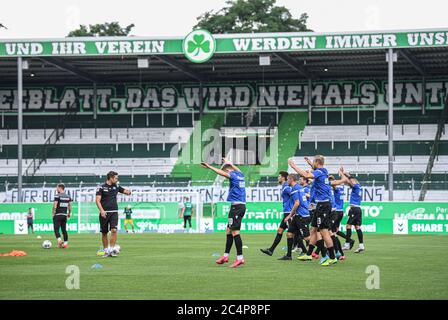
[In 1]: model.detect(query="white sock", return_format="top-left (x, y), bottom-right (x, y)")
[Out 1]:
top-left (237, 255), bottom-right (244, 261)
top-left (223, 253), bottom-right (229, 257)
top-left (57, 238), bottom-right (62, 242)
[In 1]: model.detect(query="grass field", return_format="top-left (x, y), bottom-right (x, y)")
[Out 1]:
top-left (0, 233), bottom-right (447, 300)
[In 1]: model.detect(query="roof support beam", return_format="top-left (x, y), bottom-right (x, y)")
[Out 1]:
top-left (39, 57), bottom-right (98, 83)
top-left (400, 49), bottom-right (428, 76)
top-left (273, 52), bottom-right (313, 79)
top-left (156, 55), bottom-right (205, 82)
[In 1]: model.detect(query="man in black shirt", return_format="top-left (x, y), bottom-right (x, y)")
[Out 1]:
top-left (96, 171), bottom-right (131, 257)
top-left (52, 183), bottom-right (72, 248)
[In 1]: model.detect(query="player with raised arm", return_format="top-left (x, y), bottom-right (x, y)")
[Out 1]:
top-left (290, 156), bottom-right (338, 266)
top-left (260, 171), bottom-right (291, 257)
top-left (96, 171), bottom-right (131, 257)
top-left (201, 158), bottom-right (246, 268)
top-left (52, 183), bottom-right (72, 248)
top-left (340, 168), bottom-right (365, 253)
top-left (279, 174), bottom-right (310, 260)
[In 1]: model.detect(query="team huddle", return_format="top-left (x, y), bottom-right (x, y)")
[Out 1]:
top-left (202, 155), bottom-right (365, 268)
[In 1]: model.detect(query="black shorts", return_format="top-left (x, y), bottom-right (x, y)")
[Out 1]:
top-left (227, 204), bottom-right (246, 231)
top-left (311, 201), bottom-right (332, 230)
top-left (331, 210), bottom-right (344, 232)
top-left (347, 206), bottom-right (362, 226)
top-left (279, 212), bottom-right (290, 230)
top-left (53, 215), bottom-right (68, 233)
top-left (183, 215), bottom-right (192, 227)
top-left (27, 220), bottom-right (33, 228)
top-left (309, 209), bottom-right (315, 221)
top-left (288, 215), bottom-right (311, 238)
top-left (99, 211), bottom-right (119, 234)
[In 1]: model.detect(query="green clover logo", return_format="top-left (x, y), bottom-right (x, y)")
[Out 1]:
top-left (188, 34), bottom-right (211, 57)
top-left (183, 30), bottom-right (216, 63)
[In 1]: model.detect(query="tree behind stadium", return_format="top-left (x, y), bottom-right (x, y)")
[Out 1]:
top-left (194, 0), bottom-right (311, 33)
top-left (67, 22), bottom-right (135, 37)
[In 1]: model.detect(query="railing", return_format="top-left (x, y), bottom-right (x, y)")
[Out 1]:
top-left (23, 101), bottom-right (79, 178)
top-left (2, 178), bottom-right (448, 194)
top-left (420, 103), bottom-right (448, 201)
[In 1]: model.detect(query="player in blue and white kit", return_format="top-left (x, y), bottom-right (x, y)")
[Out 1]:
top-left (260, 171), bottom-right (292, 257)
top-left (202, 158), bottom-right (247, 268)
top-left (340, 167), bottom-right (365, 253)
top-left (328, 173), bottom-right (350, 260)
top-left (289, 156), bottom-right (338, 266)
top-left (280, 174), bottom-right (310, 260)
top-left (292, 176), bottom-right (312, 253)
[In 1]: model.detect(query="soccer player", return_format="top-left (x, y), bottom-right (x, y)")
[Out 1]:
top-left (340, 168), bottom-right (365, 253)
top-left (289, 156), bottom-right (338, 266)
top-left (26, 208), bottom-right (34, 234)
top-left (201, 158), bottom-right (246, 268)
top-left (328, 173), bottom-right (349, 260)
top-left (123, 205), bottom-right (135, 233)
top-left (292, 176), bottom-right (311, 253)
top-left (52, 183), bottom-right (72, 248)
top-left (279, 174), bottom-right (310, 260)
top-left (180, 197), bottom-right (194, 232)
top-left (96, 171), bottom-right (131, 257)
top-left (260, 171), bottom-right (291, 257)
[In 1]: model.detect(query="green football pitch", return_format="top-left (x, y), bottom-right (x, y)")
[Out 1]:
top-left (0, 233), bottom-right (447, 300)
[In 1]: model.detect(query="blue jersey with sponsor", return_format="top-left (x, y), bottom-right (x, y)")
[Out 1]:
top-left (227, 171), bottom-right (246, 203)
top-left (312, 168), bottom-right (333, 202)
top-left (349, 183), bottom-right (362, 206)
top-left (333, 185), bottom-right (345, 211)
top-left (281, 182), bottom-right (293, 213)
top-left (290, 184), bottom-right (310, 217)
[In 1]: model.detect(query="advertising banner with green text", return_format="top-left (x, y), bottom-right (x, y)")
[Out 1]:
top-left (0, 202), bottom-right (195, 235)
top-left (213, 202), bottom-right (448, 234)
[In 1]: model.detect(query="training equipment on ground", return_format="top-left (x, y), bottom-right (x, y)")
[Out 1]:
top-left (42, 240), bottom-right (52, 249)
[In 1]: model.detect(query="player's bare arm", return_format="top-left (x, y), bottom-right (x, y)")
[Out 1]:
top-left (68, 202), bottom-right (72, 219)
top-left (180, 206), bottom-right (185, 218)
top-left (52, 201), bottom-right (57, 217)
top-left (331, 170), bottom-right (349, 186)
top-left (201, 162), bottom-right (230, 179)
top-left (96, 195), bottom-right (107, 218)
top-left (304, 156), bottom-right (313, 168)
top-left (288, 159), bottom-right (314, 179)
top-left (284, 199), bottom-right (300, 222)
top-left (340, 167), bottom-right (355, 187)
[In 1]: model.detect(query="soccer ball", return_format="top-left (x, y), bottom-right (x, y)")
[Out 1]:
top-left (113, 245), bottom-right (121, 254)
top-left (42, 240), bottom-right (52, 249)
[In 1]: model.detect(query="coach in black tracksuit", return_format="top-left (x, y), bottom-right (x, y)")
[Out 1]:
top-left (96, 171), bottom-right (131, 257)
top-left (52, 183), bottom-right (72, 248)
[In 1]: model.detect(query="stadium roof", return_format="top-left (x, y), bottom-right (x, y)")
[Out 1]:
top-left (1, 28), bottom-right (448, 85)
